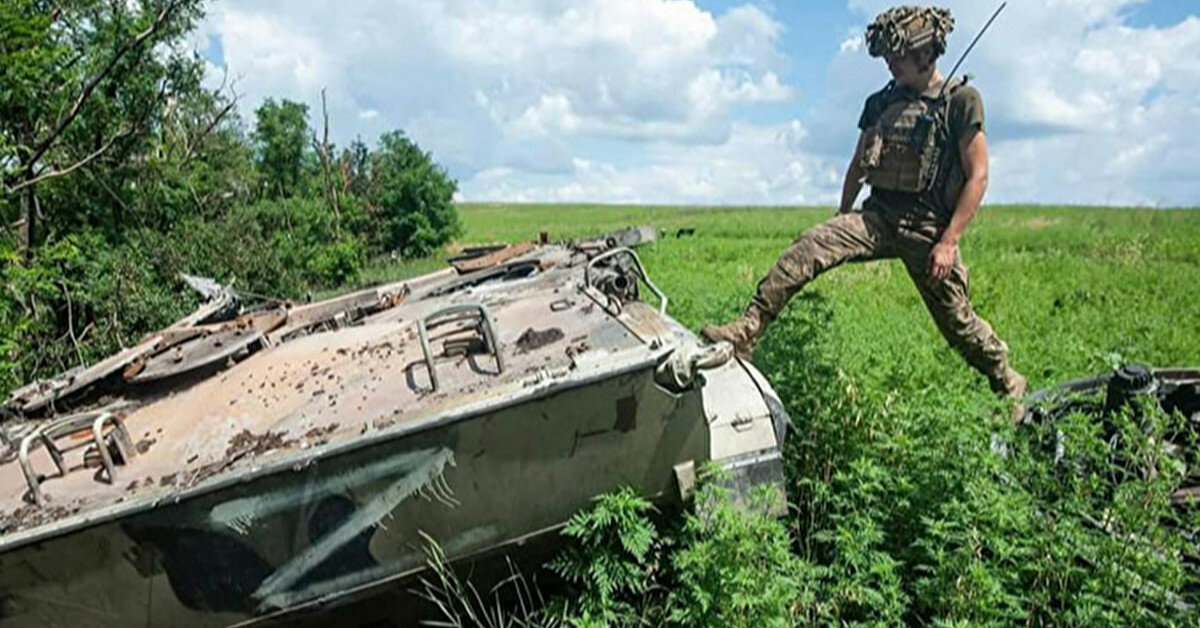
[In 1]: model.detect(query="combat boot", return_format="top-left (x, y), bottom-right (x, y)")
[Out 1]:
top-left (989, 365), bottom-right (1027, 425)
top-left (701, 305), bottom-right (771, 361)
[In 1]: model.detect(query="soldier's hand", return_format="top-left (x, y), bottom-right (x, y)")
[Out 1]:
top-left (928, 241), bottom-right (957, 283)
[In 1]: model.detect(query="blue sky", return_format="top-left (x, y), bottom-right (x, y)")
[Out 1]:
top-left (197, 0), bottom-right (1200, 206)
top-left (1124, 1), bottom-right (1199, 27)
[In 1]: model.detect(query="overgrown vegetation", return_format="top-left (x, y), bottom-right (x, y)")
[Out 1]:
top-left (422, 482), bottom-right (812, 628)
top-left (0, 0), bottom-right (459, 395)
top-left (439, 203), bottom-right (1200, 626)
top-left (495, 384), bottom-right (1195, 627)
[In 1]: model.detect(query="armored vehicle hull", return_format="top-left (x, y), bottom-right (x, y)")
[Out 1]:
top-left (0, 231), bottom-right (788, 626)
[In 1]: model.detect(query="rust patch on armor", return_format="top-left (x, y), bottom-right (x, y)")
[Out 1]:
top-left (225, 429), bottom-right (295, 459)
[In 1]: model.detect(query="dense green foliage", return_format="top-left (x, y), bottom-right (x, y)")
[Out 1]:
top-left (0, 1), bottom-right (459, 397)
top-left (665, 485), bottom-right (813, 628)
top-left (421, 481), bottom-right (810, 628)
top-left (252, 99), bottom-right (311, 199)
top-left (449, 203), bottom-right (1200, 626)
top-left (553, 483), bottom-right (812, 628)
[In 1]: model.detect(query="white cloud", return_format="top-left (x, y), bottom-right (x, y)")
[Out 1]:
top-left (201, 0), bottom-right (796, 184)
top-left (840, 30), bottom-right (864, 53)
top-left (461, 120), bottom-right (841, 205)
top-left (208, 10), bottom-right (328, 94)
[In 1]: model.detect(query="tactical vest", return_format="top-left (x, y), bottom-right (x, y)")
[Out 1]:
top-left (860, 78), bottom-right (965, 194)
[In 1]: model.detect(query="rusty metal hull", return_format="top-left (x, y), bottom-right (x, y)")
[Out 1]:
top-left (0, 231), bottom-right (788, 626)
top-left (0, 366), bottom-right (716, 626)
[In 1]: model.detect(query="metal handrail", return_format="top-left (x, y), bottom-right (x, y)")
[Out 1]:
top-left (416, 303), bottom-right (504, 392)
top-left (584, 247), bottom-right (668, 315)
top-left (18, 411), bottom-right (134, 505)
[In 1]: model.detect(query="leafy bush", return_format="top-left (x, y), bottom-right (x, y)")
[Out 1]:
top-left (545, 482), bottom-right (812, 628)
top-left (223, 198), bottom-right (365, 288)
top-left (666, 483), bottom-right (814, 628)
top-left (753, 302), bottom-right (1200, 627)
top-left (549, 488), bottom-right (660, 626)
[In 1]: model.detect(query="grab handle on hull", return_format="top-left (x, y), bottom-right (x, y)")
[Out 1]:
top-left (416, 303), bottom-right (504, 392)
top-left (18, 411), bottom-right (135, 505)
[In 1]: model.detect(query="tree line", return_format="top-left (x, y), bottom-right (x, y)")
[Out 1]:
top-left (0, 0), bottom-right (459, 398)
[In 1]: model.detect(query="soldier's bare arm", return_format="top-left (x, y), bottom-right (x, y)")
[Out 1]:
top-left (928, 128), bottom-right (988, 281)
top-left (838, 132), bottom-right (869, 214)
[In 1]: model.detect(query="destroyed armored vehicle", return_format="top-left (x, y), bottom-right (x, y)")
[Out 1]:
top-left (0, 228), bottom-right (789, 626)
top-left (1023, 364), bottom-right (1200, 508)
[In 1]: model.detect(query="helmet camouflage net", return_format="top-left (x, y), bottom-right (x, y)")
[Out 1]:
top-left (865, 5), bottom-right (955, 58)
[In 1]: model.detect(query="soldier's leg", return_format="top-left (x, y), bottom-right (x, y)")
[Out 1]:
top-left (702, 211), bottom-right (893, 358)
top-left (896, 235), bottom-right (1024, 396)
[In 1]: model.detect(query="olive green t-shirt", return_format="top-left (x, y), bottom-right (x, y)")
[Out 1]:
top-left (857, 80), bottom-right (985, 228)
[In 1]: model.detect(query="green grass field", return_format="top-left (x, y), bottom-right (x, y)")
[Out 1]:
top-left (457, 203), bottom-right (1200, 385)
top-left (438, 203), bottom-right (1200, 626)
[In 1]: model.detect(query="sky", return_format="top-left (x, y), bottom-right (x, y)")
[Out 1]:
top-left (195, 0), bottom-right (1200, 207)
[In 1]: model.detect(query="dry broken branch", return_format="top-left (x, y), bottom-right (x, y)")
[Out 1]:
top-left (182, 98), bottom-right (237, 164)
top-left (313, 88), bottom-right (341, 233)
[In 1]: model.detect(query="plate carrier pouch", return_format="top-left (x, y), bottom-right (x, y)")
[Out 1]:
top-left (860, 77), bottom-right (966, 194)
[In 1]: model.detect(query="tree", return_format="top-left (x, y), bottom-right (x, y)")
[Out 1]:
top-left (252, 98), bottom-right (311, 199)
top-left (0, 4), bottom-right (462, 400)
top-left (338, 138), bottom-right (371, 198)
top-left (367, 131), bottom-right (459, 257)
top-left (0, 0), bottom-right (206, 253)
top-left (0, 0), bottom-right (255, 392)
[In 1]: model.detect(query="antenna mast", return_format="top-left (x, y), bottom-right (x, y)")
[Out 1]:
top-left (939, 2), bottom-right (1008, 97)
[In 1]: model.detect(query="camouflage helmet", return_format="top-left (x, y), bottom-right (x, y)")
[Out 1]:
top-left (865, 6), bottom-right (955, 58)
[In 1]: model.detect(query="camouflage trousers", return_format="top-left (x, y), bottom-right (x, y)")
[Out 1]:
top-left (749, 210), bottom-right (1017, 393)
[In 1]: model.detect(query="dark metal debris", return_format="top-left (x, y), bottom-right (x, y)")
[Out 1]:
top-left (513, 327), bottom-right (565, 354)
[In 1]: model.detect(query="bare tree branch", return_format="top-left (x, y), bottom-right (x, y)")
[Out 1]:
top-left (3, 218), bottom-right (22, 246)
top-left (7, 132), bottom-right (123, 194)
top-left (55, 280), bottom-right (86, 366)
top-left (182, 98), bottom-right (237, 163)
top-left (313, 87), bottom-right (341, 234)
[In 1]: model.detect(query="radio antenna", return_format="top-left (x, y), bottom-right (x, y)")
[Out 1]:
top-left (939, 2), bottom-right (1007, 98)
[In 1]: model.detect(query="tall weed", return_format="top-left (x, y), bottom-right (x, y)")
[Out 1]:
top-left (544, 483), bottom-right (811, 628)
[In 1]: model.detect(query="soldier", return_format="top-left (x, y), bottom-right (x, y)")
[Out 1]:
top-left (702, 5), bottom-right (1026, 406)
